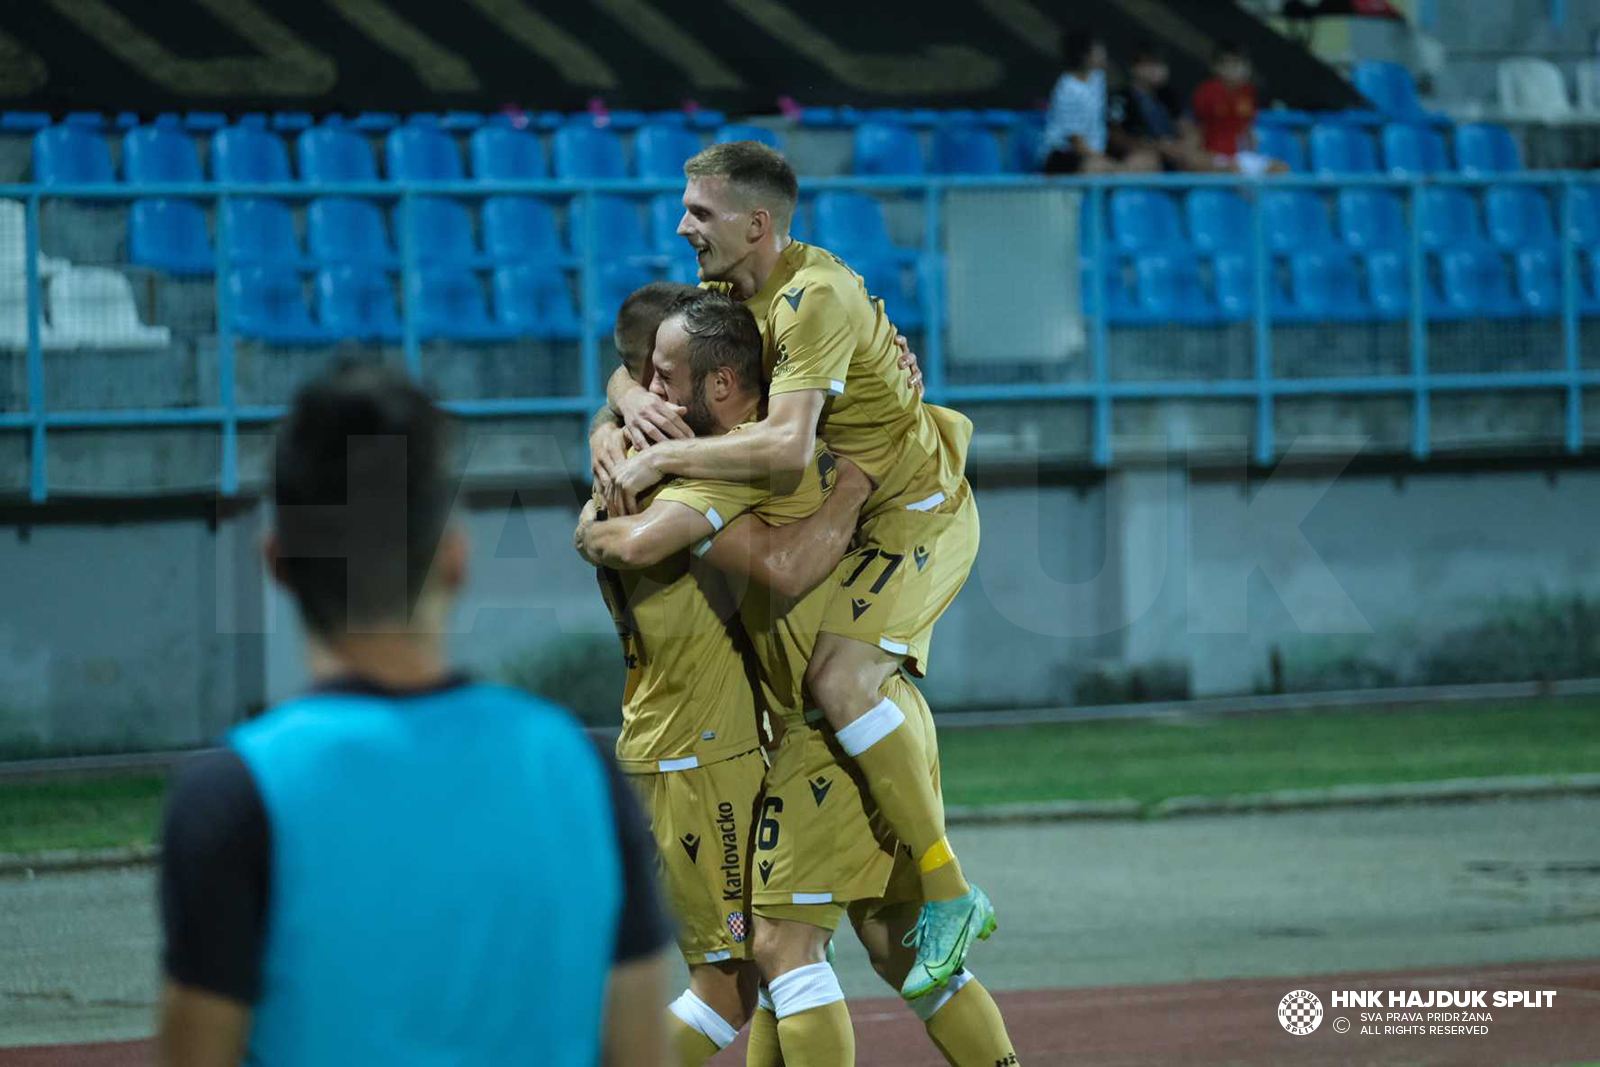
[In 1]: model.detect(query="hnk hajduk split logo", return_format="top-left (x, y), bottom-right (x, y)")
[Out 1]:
top-left (1278, 990), bottom-right (1324, 1035)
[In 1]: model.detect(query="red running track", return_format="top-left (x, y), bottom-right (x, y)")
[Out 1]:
top-left (4, 959), bottom-right (1596, 1066)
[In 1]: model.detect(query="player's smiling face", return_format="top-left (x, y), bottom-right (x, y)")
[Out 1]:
top-left (650, 316), bottom-right (719, 435)
top-left (679, 176), bottom-right (752, 282)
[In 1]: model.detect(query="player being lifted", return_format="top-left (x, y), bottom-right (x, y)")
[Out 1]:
top-left (600, 142), bottom-right (991, 998)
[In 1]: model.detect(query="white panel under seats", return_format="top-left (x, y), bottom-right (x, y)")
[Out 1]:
top-left (48, 267), bottom-right (172, 349)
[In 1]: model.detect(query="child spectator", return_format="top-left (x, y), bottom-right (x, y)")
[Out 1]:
top-left (1191, 41), bottom-right (1288, 175)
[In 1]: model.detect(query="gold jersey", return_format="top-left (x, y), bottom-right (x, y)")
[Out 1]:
top-left (739, 240), bottom-right (974, 518)
top-left (653, 424), bottom-right (837, 727)
top-left (596, 476), bottom-right (763, 774)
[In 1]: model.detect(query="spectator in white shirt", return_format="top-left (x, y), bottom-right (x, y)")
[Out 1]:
top-left (1042, 30), bottom-right (1159, 175)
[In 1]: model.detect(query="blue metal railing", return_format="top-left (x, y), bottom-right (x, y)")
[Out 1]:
top-left (3, 171), bottom-right (1597, 501)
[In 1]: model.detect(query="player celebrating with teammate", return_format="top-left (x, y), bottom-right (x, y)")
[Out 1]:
top-left (601, 142), bottom-right (991, 1000)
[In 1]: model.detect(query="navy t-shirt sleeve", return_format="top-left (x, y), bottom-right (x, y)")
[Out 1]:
top-left (592, 740), bottom-right (672, 963)
top-left (159, 748), bottom-right (270, 1002)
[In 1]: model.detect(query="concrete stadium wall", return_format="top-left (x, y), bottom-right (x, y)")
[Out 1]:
top-left (5, 457), bottom-right (1600, 754)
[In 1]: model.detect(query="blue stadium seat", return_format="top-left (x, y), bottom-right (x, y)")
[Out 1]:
top-left (568, 195), bottom-right (650, 261)
top-left (272, 112), bottom-right (314, 131)
top-left (469, 126), bottom-right (547, 180)
top-left (853, 123), bottom-right (923, 176)
top-left (649, 193), bottom-right (685, 256)
top-left (1213, 253), bottom-right (1265, 321)
top-left (601, 110), bottom-right (647, 132)
top-left (1007, 116), bottom-right (1044, 173)
top-left (1336, 189), bottom-right (1407, 253)
top-left (790, 200), bottom-right (812, 244)
top-left (1351, 61), bottom-right (1430, 122)
top-left (482, 196), bottom-right (564, 263)
top-left (185, 112), bottom-right (228, 131)
top-left (221, 198), bottom-right (300, 266)
top-left (385, 124), bottom-right (464, 183)
top-left (1079, 258), bottom-right (1139, 325)
top-left (408, 267), bottom-right (515, 340)
top-left (1109, 190), bottom-right (1188, 254)
top-left (1255, 127), bottom-right (1306, 172)
top-left (123, 125), bottom-right (203, 183)
top-left (714, 124), bottom-right (783, 150)
top-left (1308, 124), bottom-right (1378, 174)
top-left (442, 111), bottom-right (486, 131)
top-left (687, 109), bottom-right (726, 130)
top-left (666, 258), bottom-right (700, 286)
top-left (846, 251), bottom-right (923, 331)
top-left (1381, 124), bottom-right (1448, 176)
top-left (1585, 250), bottom-right (1600, 315)
top-left (907, 109), bottom-right (948, 128)
top-left (1184, 189), bottom-right (1252, 254)
top-left (1417, 187), bottom-right (1488, 250)
top-left (981, 108), bottom-right (1019, 128)
top-left (1129, 253), bottom-right (1218, 324)
top-left (297, 126), bottom-right (378, 184)
top-left (1437, 247), bottom-right (1521, 318)
top-left (1261, 191), bottom-right (1339, 254)
top-left (634, 125), bottom-right (703, 179)
top-left (2, 112), bottom-right (51, 132)
top-left (492, 263), bottom-right (581, 340)
top-left (1455, 123), bottom-right (1521, 174)
top-left (1568, 184), bottom-right (1600, 247)
top-left (642, 111), bottom-right (689, 128)
top-left (552, 124), bottom-right (625, 179)
top-left (130, 198), bottom-right (214, 274)
top-left (1364, 251), bottom-right (1414, 319)
top-left (350, 112), bottom-right (399, 132)
top-left (1485, 187), bottom-right (1557, 250)
top-left (1513, 248), bottom-right (1562, 316)
top-left (1284, 250), bottom-right (1372, 322)
top-left (401, 197), bottom-right (479, 265)
top-left (212, 125), bottom-right (292, 183)
top-left (315, 265), bottom-right (401, 341)
top-left (1255, 109), bottom-right (1314, 130)
top-left (33, 125), bottom-right (115, 184)
top-left (229, 266), bottom-right (335, 344)
top-left (929, 125), bottom-right (1001, 175)
top-left (812, 192), bottom-right (903, 259)
top-left (593, 262), bottom-right (657, 332)
top-left (307, 198), bottom-right (394, 265)
top-left (66, 112), bottom-right (108, 129)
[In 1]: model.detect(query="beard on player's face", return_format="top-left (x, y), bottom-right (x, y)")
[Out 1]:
top-left (682, 377), bottom-right (719, 436)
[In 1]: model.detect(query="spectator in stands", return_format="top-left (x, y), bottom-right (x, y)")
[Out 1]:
top-left (1190, 41), bottom-right (1288, 176)
top-left (1041, 29), bottom-right (1159, 175)
top-left (1108, 40), bottom-right (1207, 172)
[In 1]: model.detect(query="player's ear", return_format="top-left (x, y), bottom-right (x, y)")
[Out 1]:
top-left (261, 530), bottom-right (289, 588)
top-left (436, 523), bottom-right (468, 595)
top-left (749, 207), bottom-right (769, 243)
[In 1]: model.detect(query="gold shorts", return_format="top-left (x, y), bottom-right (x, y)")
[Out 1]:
top-left (627, 748), bottom-right (766, 965)
top-left (819, 479), bottom-right (979, 677)
top-left (752, 675), bottom-right (938, 930)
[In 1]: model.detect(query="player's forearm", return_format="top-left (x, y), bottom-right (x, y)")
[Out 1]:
top-left (589, 401), bottom-right (621, 437)
top-left (606, 365), bottom-right (644, 414)
top-left (650, 421), bottom-right (811, 489)
top-left (729, 488), bottom-right (867, 600)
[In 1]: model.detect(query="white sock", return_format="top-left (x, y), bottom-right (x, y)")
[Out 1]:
top-left (834, 696), bottom-right (906, 757)
top-left (669, 989), bottom-right (738, 1049)
top-left (768, 961), bottom-right (846, 1020)
top-left (758, 984), bottom-right (776, 1013)
top-left (909, 966), bottom-right (974, 1022)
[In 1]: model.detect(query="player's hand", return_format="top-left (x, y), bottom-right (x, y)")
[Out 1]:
top-left (832, 457), bottom-right (874, 507)
top-left (589, 422), bottom-right (628, 496)
top-left (618, 387), bottom-right (693, 452)
top-left (895, 334), bottom-right (924, 394)
top-left (606, 450), bottom-right (664, 516)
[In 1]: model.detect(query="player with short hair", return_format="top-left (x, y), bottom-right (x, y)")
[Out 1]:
top-left (583, 289), bottom-right (1021, 1066)
top-left (601, 140), bottom-right (994, 999)
top-left (157, 364), bottom-right (670, 1067)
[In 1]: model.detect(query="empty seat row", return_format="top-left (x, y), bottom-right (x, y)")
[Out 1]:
top-left (1096, 186), bottom-right (1600, 261)
top-left (30, 121), bottom-right (790, 187)
top-left (852, 121), bottom-right (1015, 176)
top-left (1091, 245), bottom-right (1600, 325)
top-left (4, 109), bottom-right (731, 134)
top-left (1256, 121), bottom-right (1521, 175)
top-left (228, 261), bottom-right (665, 344)
top-left (120, 187), bottom-right (913, 276)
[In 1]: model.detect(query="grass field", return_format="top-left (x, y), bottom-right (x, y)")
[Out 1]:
top-left (3, 699), bottom-right (1599, 854)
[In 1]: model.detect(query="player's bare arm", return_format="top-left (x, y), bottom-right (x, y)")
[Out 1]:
top-left (589, 403), bottom-right (629, 490)
top-left (577, 497), bottom-right (717, 570)
top-left (700, 457), bottom-right (872, 601)
top-left (156, 981), bottom-right (251, 1067)
top-left (607, 389), bottom-right (826, 515)
top-left (607, 364), bottom-right (694, 451)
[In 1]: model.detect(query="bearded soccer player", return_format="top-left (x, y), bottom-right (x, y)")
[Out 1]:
top-left (602, 142), bottom-right (991, 998)
top-left (582, 289), bottom-right (1023, 1067)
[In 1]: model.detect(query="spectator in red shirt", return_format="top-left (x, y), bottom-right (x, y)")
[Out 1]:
top-left (1191, 41), bottom-right (1288, 176)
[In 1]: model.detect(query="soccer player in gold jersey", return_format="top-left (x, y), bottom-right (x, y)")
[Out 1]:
top-left (601, 142), bottom-right (992, 999)
top-left (583, 289), bottom-right (1021, 1067)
